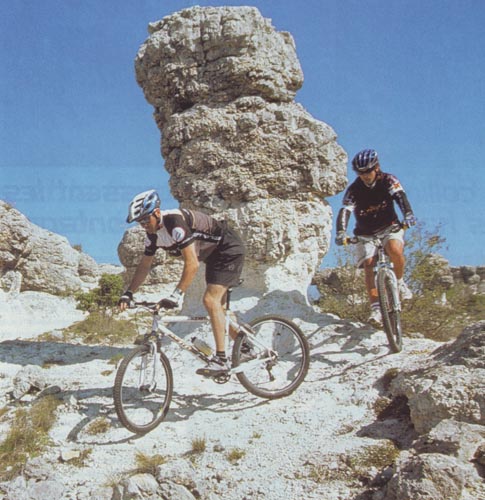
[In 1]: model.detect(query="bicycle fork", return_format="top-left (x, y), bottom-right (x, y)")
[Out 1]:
top-left (138, 341), bottom-right (160, 393)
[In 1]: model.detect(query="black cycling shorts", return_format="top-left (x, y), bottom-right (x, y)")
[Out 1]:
top-left (205, 225), bottom-right (245, 287)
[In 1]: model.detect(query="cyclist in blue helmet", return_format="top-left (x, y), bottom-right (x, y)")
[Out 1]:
top-left (120, 190), bottom-right (245, 377)
top-left (335, 149), bottom-right (416, 326)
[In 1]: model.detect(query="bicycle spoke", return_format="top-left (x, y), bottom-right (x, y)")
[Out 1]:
top-left (113, 346), bottom-right (173, 434)
top-left (232, 316), bottom-right (309, 399)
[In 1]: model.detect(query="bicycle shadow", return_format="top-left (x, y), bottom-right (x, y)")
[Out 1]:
top-left (164, 387), bottom-right (270, 423)
top-left (62, 383), bottom-right (270, 444)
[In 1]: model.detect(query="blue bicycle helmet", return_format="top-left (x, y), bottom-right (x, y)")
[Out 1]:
top-left (352, 149), bottom-right (379, 174)
top-left (126, 189), bottom-right (161, 223)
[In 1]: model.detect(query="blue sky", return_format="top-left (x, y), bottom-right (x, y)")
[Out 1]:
top-left (1, 0), bottom-right (484, 266)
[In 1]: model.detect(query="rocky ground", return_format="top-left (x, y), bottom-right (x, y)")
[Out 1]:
top-left (0, 291), bottom-right (483, 500)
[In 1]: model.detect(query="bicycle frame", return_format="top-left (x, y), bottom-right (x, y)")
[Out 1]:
top-left (135, 306), bottom-right (275, 377)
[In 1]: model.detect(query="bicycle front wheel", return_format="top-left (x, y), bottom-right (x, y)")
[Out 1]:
top-left (232, 315), bottom-right (310, 399)
top-left (377, 270), bottom-right (403, 353)
top-left (113, 345), bottom-right (173, 434)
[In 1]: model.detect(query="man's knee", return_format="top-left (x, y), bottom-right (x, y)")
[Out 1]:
top-left (203, 292), bottom-right (216, 311)
top-left (386, 239), bottom-right (404, 256)
top-left (203, 286), bottom-right (225, 312)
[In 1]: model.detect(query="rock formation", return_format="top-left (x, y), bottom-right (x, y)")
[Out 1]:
top-left (0, 201), bottom-right (99, 295)
top-left (121, 6), bottom-right (347, 303)
top-left (378, 321), bottom-right (485, 499)
top-left (118, 225), bottom-right (183, 289)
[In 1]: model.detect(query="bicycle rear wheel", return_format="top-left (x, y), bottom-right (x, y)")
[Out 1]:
top-left (377, 270), bottom-right (403, 353)
top-left (232, 315), bottom-right (310, 399)
top-left (113, 345), bottom-right (173, 434)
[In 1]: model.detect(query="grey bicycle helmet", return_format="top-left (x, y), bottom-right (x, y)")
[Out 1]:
top-left (352, 149), bottom-right (379, 174)
top-left (126, 189), bottom-right (161, 223)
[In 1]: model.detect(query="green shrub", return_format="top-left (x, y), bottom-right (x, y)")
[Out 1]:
top-left (76, 273), bottom-right (124, 313)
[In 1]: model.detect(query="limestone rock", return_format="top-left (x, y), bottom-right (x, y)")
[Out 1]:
top-left (0, 270), bottom-right (22, 294)
top-left (0, 201), bottom-right (99, 294)
top-left (117, 225), bottom-right (183, 289)
top-left (422, 253), bottom-right (454, 289)
top-left (162, 98), bottom-right (347, 206)
top-left (11, 364), bottom-right (50, 400)
top-left (121, 473), bottom-right (160, 498)
top-left (125, 6), bottom-right (348, 300)
top-left (136, 6), bottom-right (304, 125)
top-left (473, 443), bottom-right (485, 465)
top-left (383, 453), bottom-right (468, 500)
top-left (390, 322), bottom-right (485, 434)
top-left (413, 419), bottom-right (485, 462)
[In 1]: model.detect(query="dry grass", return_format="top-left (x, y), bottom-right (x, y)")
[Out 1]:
top-left (226, 448), bottom-right (246, 464)
top-left (191, 436), bottom-right (207, 454)
top-left (0, 396), bottom-right (61, 480)
top-left (132, 451), bottom-right (167, 475)
top-left (64, 312), bottom-right (137, 345)
top-left (86, 417), bottom-right (110, 435)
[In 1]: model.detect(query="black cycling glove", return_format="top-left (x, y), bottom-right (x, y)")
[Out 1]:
top-left (118, 290), bottom-right (133, 307)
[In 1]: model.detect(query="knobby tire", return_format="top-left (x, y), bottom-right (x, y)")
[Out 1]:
top-left (232, 315), bottom-right (310, 399)
top-left (377, 270), bottom-right (403, 353)
top-left (113, 344), bottom-right (173, 434)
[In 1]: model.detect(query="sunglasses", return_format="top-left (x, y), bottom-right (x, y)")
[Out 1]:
top-left (138, 214), bottom-right (153, 226)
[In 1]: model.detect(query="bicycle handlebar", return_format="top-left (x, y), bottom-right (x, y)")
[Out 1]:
top-left (343, 222), bottom-right (408, 246)
top-left (128, 301), bottom-right (170, 312)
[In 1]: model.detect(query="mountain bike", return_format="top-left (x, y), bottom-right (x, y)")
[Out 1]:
top-left (113, 287), bottom-right (310, 434)
top-left (346, 224), bottom-right (406, 353)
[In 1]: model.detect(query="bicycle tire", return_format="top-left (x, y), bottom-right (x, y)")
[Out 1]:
top-left (377, 270), bottom-right (403, 353)
top-left (113, 345), bottom-right (173, 434)
top-left (232, 315), bottom-right (310, 399)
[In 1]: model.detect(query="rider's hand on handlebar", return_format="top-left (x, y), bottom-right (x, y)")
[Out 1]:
top-left (335, 231), bottom-right (349, 246)
top-left (157, 288), bottom-right (184, 310)
top-left (403, 213), bottom-right (417, 228)
top-left (118, 291), bottom-right (133, 311)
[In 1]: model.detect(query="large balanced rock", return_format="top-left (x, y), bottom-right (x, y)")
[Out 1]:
top-left (0, 201), bottom-right (98, 294)
top-left (125, 6), bottom-right (347, 302)
top-left (135, 7), bottom-right (304, 123)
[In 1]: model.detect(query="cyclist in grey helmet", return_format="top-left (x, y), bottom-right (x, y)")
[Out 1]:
top-left (119, 190), bottom-right (245, 377)
top-left (335, 149), bottom-right (416, 326)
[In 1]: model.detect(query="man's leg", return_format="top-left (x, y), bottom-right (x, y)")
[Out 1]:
top-left (203, 283), bottom-right (229, 352)
top-left (385, 238), bottom-right (412, 299)
top-left (363, 256), bottom-right (379, 306)
top-left (218, 291), bottom-right (240, 340)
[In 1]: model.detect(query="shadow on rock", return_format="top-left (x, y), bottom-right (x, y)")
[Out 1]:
top-left (0, 339), bottom-right (131, 366)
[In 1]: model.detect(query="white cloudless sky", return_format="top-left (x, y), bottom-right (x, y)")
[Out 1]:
top-left (1, 0), bottom-right (484, 266)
